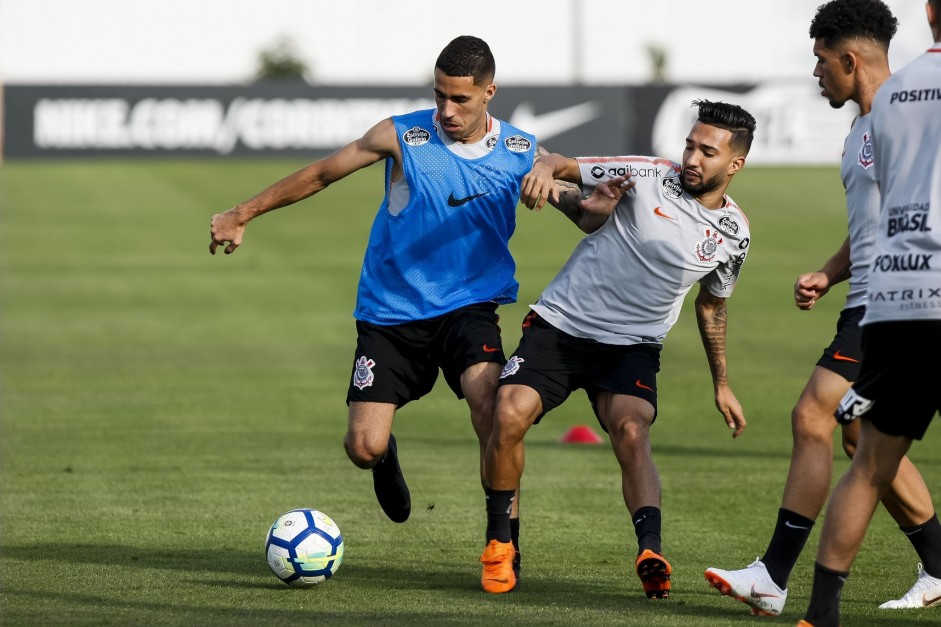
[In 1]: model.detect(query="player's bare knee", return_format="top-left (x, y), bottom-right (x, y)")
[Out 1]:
top-left (343, 434), bottom-right (384, 469)
top-left (608, 418), bottom-right (648, 450)
top-left (791, 403), bottom-right (836, 443)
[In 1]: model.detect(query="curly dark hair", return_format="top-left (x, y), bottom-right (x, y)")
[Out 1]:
top-left (434, 35), bottom-right (496, 86)
top-left (693, 99), bottom-right (757, 156)
top-left (809, 0), bottom-right (898, 48)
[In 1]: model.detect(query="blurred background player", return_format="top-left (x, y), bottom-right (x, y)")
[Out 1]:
top-left (480, 100), bottom-right (756, 598)
top-left (704, 0), bottom-right (941, 616)
top-left (210, 36), bottom-right (541, 577)
top-left (799, 1), bottom-right (941, 625)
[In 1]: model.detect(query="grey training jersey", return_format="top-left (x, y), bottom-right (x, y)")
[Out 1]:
top-left (841, 113), bottom-right (880, 310)
top-left (864, 44), bottom-right (941, 323)
top-left (531, 156), bottom-right (751, 345)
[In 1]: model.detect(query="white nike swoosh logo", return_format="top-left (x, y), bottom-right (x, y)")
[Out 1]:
top-left (509, 101), bottom-right (601, 141)
top-left (784, 521), bottom-right (809, 530)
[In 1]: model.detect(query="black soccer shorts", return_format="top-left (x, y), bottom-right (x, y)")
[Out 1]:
top-left (346, 302), bottom-right (506, 408)
top-left (498, 312), bottom-right (662, 427)
top-left (816, 306), bottom-right (865, 381)
top-left (843, 320), bottom-right (941, 440)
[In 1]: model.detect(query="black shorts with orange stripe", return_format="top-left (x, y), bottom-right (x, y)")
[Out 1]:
top-left (816, 306), bottom-right (865, 381)
top-left (498, 312), bottom-right (662, 426)
top-left (849, 320), bottom-right (941, 440)
top-left (346, 301), bottom-right (506, 408)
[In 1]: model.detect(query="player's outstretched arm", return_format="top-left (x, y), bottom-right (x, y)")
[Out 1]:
top-left (694, 285), bottom-right (746, 438)
top-left (209, 118), bottom-right (397, 255)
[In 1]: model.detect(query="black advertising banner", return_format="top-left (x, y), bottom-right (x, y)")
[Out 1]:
top-left (1, 84), bottom-right (640, 159)
top-left (1, 82), bottom-right (853, 164)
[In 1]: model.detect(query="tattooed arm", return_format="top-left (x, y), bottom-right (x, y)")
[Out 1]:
top-left (519, 146), bottom-right (581, 211)
top-left (550, 179), bottom-right (609, 233)
top-left (522, 147), bottom-right (630, 233)
top-left (695, 286), bottom-right (746, 438)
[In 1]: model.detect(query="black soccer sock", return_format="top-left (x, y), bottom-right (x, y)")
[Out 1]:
top-left (631, 506), bottom-right (662, 555)
top-left (485, 487), bottom-right (515, 544)
top-left (510, 516), bottom-right (520, 554)
top-left (901, 512), bottom-right (941, 577)
top-left (803, 562), bottom-right (847, 627)
top-left (761, 508), bottom-right (814, 590)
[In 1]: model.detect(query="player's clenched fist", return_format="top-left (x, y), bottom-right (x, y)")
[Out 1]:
top-left (209, 209), bottom-right (246, 255)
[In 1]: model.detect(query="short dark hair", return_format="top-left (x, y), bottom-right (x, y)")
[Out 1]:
top-left (809, 0), bottom-right (898, 49)
top-left (435, 35), bottom-right (496, 86)
top-left (693, 99), bottom-right (757, 156)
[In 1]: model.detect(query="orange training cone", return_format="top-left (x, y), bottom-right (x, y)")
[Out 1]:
top-left (559, 424), bottom-right (604, 445)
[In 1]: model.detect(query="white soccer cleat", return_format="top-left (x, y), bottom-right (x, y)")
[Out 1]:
top-left (704, 557), bottom-right (787, 616)
top-left (879, 563), bottom-right (941, 609)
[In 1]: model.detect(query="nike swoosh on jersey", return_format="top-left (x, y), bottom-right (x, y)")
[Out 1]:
top-left (508, 101), bottom-right (602, 141)
top-left (447, 192), bottom-right (488, 207)
top-left (653, 206), bottom-right (676, 220)
top-left (635, 379), bottom-right (655, 392)
top-left (832, 351), bottom-right (860, 363)
top-left (482, 344), bottom-right (500, 353)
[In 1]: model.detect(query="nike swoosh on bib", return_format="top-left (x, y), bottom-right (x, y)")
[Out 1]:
top-left (447, 192), bottom-right (488, 207)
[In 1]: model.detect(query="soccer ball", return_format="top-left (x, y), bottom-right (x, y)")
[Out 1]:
top-left (265, 508), bottom-right (344, 586)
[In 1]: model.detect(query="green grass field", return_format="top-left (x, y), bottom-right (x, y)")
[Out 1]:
top-left (1, 159), bottom-right (938, 626)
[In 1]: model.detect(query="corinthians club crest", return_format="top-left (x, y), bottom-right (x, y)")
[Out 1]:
top-left (352, 356), bottom-right (376, 390)
top-left (858, 131), bottom-right (874, 169)
top-left (695, 228), bottom-right (724, 262)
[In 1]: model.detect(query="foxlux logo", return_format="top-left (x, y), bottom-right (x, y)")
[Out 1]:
top-left (872, 253), bottom-right (932, 272)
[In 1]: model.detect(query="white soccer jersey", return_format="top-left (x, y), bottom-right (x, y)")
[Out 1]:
top-left (864, 44), bottom-right (941, 323)
top-left (530, 156), bottom-right (751, 345)
top-left (841, 114), bottom-right (880, 310)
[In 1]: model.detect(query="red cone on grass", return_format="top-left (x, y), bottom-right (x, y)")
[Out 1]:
top-left (559, 424), bottom-right (604, 444)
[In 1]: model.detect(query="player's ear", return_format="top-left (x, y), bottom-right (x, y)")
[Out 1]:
top-left (728, 155), bottom-right (746, 176)
top-left (841, 51), bottom-right (856, 74)
top-left (484, 83), bottom-right (497, 102)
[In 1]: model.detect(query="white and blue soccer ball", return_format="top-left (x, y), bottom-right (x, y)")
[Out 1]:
top-left (265, 508), bottom-right (344, 586)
